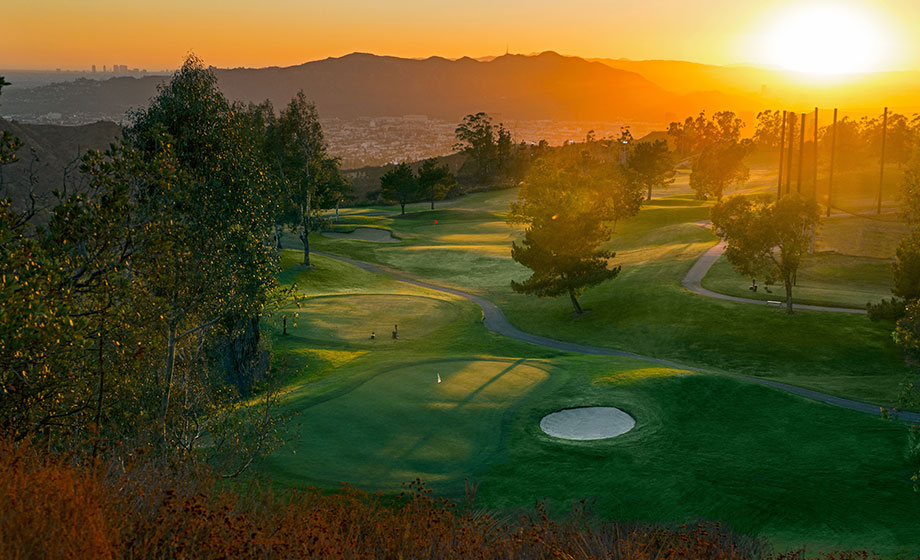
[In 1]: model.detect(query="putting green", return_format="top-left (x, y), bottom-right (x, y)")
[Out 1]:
top-left (273, 294), bottom-right (463, 346)
top-left (266, 358), bottom-right (550, 488)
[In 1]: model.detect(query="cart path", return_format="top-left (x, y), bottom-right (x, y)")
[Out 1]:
top-left (682, 224), bottom-right (867, 314)
top-left (309, 249), bottom-right (916, 423)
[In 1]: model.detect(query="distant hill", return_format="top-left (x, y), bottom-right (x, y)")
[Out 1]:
top-left (2, 52), bottom-right (756, 126)
top-left (592, 58), bottom-right (920, 114)
top-left (0, 118), bottom-right (122, 210)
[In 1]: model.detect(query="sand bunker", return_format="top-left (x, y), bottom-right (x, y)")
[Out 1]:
top-left (539, 407), bottom-right (635, 441)
top-left (323, 227), bottom-right (400, 243)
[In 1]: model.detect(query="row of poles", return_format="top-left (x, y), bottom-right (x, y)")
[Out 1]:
top-left (775, 107), bottom-right (889, 216)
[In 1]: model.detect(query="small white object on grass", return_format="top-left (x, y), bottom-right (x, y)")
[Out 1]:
top-left (437, 373), bottom-right (441, 384)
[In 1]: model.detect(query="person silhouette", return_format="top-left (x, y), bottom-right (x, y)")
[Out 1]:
top-left (392, 324), bottom-right (398, 339)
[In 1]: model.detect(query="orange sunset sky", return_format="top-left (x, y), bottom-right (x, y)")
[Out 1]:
top-left (4, 0), bottom-right (920, 74)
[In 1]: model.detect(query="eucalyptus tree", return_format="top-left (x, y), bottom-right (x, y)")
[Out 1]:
top-left (125, 55), bottom-right (281, 446)
top-left (269, 91), bottom-right (349, 266)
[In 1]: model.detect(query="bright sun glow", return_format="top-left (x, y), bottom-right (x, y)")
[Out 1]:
top-left (758, 4), bottom-right (892, 75)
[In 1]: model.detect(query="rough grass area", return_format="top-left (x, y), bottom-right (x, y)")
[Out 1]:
top-left (2, 438), bottom-right (782, 560)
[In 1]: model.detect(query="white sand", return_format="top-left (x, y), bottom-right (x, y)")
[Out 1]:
top-left (539, 407), bottom-right (635, 441)
top-left (322, 227), bottom-right (400, 243)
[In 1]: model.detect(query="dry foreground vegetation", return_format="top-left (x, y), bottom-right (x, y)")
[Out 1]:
top-left (4, 58), bottom-right (920, 558)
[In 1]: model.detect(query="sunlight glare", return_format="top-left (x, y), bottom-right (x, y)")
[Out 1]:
top-left (758, 3), bottom-right (892, 74)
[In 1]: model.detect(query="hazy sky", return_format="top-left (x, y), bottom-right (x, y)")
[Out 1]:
top-left (5, 0), bottom-right (919, 72)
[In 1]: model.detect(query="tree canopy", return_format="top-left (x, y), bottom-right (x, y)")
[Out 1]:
top-left (625, 139), bottom-right (674, 201)
top-left (380, 162), bottom-right (418, 214)
top-left (416, 158), bottom-right (457, 210)
top-left (508, 156), bottom-right (622, 314)
top-left (0, 56), bottom-right (283, 472)
top-left (267, 91), bottom-right (349, 265)
top-left (711, 193), bottom-right (820, 314)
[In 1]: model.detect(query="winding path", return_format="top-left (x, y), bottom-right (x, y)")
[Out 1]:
top-left (311, 250), bottom-right (917, 423)
top-left (682, 241), bottom-right (867, 314)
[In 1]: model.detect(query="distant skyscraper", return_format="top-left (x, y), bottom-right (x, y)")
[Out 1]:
top-left (103, 65), bottom-right (107, 72)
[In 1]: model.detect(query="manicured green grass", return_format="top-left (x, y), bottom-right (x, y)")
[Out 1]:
top-left (261, 250), bottom-right (920, 556)
top-left (307, 193), bottom-right (912, 405)
top-left (702, 252), bottom-right (893, 309)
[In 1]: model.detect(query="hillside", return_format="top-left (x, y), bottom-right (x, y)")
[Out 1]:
top-left (0, 118), bottom-right (122, 209)
top-left (2, 52), bottom-right (743, 125)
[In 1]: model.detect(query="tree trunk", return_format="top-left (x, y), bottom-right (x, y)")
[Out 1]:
top-left (569, 289), bottom-right (583, 314)
top-left (647, 185), bottom-right (652, 201)
top-left (431, 197), bottom-right (435, 210)
top-left (91, 327), bottom-right (105, 458)
top-left (301, 229), bottom-right (310, 266)
top-left (301, 197), bottom-right (311, 266)
top-left (157, 321), bottom-right (178, 445)
top-left (401, 202), bottom-right (406, 215)
top-left (784, 278), bottom-right (794, 314)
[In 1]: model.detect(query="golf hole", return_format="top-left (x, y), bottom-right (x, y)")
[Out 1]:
top-left (540, 407), bottom-right (635, 441)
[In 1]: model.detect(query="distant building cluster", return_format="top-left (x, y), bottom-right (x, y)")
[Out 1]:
top-left (90, 64), bottom-right (147, 74)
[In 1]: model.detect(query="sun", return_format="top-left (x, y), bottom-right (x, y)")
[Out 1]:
top-left (757, 3), bottom-right (892, 75)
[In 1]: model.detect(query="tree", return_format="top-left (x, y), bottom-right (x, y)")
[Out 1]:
top-left (753, 110), bottom-right (785, 149)
top-left (454, 112), bottom-right (500, 184)
top-left (820, 117), bottom-right (865, 171)
top-left (416, 158), bottom-right (456, 210)
top-left (690, 141), bottom-right (750, 201)
top-left (380, 162), bottom-right (418, 214)
top-left (508, 158), bottom-right (621, 314)
top-left (626, 139), bottom-right (674, 200)
top-left (125, 55), bottom-right (280, 448)
top-left (711, 193), bottom-right (820, 314)
top-left (268, 91), bottom-right (348, 266)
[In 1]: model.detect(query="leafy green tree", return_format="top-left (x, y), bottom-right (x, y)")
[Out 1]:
top-left (820, 117), bottom-right (865, 170)
top-left (268, 91), bottom-right (348, 266)
top-left (690, 141), bottom-right (750, 201)
top-left (753, 110), bottom-right (785, 149)
top-left (669, 110), bottom-right (744, 160)
top-left (509, 159), bottom-right (621, 314)
top-left (380, 162), bottom-right (418, 215)
top-left (626, 139), bottom-right (674, 200)
top-left (454, 112), bottom-right (500, 184)
top-left (125, 55), bottom-right (280, 447)
top-left (711, 193), bottom-right (820, 314)
top-left (416, 158), bottom-right (456, 210)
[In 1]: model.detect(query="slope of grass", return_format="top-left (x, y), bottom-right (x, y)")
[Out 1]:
top-left (306, 193), bottom-right (911, 405)
top-left (263, 249), bottom-right (920, 557)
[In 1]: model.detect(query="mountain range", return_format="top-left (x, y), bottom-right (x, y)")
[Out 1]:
top-left (1, 52), bottom-right (761, 125)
